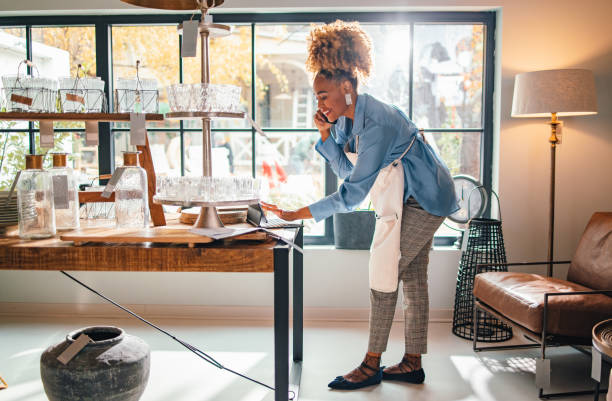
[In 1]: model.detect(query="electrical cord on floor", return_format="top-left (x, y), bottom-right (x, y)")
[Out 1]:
top-left (59, 270), bottom-right (284, 394)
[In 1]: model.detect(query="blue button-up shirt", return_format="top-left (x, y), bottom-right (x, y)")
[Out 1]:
top-left (308, 93), bottom-right (459, 222)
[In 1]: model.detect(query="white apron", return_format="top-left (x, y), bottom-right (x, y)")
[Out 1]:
top-left (345, 135), bottom-right (417, 292)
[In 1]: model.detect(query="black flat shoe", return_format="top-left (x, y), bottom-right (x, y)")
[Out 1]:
top-left (328, 362), bottom-right (383, 390)
top-left (382, 367), bottom-right (425, 384)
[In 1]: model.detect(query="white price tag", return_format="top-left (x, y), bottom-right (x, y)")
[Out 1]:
top-left (181, 20), bottom-right (199, 58)
top-left (52, 175), bottom-right (69, 209)
top-left (85, 121), bottom-right (99, 146)
top-left (129, 113), bottom-right (146, 146)
top-left (57, 334), bottom-right (92, 365)
top-left (39, 121), bottom-right (54, 148)
top-left (101, 167), bottom-right (125, 199)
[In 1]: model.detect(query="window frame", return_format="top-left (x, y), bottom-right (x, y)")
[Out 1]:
top-left (0, 12), bottom-right (496, 246)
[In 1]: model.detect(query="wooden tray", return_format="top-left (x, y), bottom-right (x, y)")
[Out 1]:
top-left (180, 207), bottom-right (247, 225)
top-left (60, 223), bottom-right (266, 248)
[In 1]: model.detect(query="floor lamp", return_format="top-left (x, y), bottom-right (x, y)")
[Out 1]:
top-left (511, 69), bottom-right (597, 277)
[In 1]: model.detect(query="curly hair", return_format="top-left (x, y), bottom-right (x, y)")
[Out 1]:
top-left (306, 20), bottom-right (373, 88)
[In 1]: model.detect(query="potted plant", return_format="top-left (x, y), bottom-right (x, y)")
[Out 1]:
top-left (333, 206), bottom-right (376, 250)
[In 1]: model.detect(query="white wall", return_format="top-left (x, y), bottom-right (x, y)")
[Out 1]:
top-left (1, 0), bottom-right (611, 317)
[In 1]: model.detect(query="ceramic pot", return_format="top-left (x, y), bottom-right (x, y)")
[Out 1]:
top-left (333, 210), bottom-right (376, 250)
top-left (40, 326), bottom-right (150, 401)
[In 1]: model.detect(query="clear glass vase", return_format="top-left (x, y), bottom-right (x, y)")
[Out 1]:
top-left (17, 154), bottom-right (56, 239)
top-left (49, 153), bottom-right (80, 230)
top-left (115, 152), bottom-right (149, 229)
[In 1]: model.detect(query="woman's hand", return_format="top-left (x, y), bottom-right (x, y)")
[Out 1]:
top-left (260, 201), bottom-right (312, 221)
top-left (313, 110), bottom-right (331, 142)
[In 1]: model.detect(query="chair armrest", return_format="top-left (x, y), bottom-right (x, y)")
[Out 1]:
top-left (545, 289), bottom-right (612, 299)
top-left (476, 260), bottom-right (571, 274)
top-left (542, 290), bottom-right (612, 337)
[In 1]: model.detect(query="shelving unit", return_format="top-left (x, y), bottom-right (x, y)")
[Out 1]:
top-left (0, 111), bottom-right (166, 226)
top-left (0, 112), bottom-right (163, 121)
top-left (155, 7), bottom-right (251, 229)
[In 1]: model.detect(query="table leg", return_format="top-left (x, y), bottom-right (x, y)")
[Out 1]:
top-left (293, 227), bottom-right (303, 362)
top-left (274, 247), bottom-right (290, 401)
top-left (290, 227), bottom-right (304, 400)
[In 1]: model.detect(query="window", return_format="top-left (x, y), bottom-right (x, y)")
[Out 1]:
top-left (0, 13), bottom-right (495, 245)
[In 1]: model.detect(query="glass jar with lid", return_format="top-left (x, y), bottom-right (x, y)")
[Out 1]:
top-left (49, 153), bottom-right (80, 230)
top-left (17, 154), bottom-right (56, 239)
top-left (115, 151), bottom-right (149, 229)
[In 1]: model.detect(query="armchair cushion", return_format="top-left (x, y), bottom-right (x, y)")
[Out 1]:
top-left (473, 272), bottom-right (612, 338)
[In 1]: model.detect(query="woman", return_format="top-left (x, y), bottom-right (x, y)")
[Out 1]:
top-left (262, 20), bottom-right (458, 390)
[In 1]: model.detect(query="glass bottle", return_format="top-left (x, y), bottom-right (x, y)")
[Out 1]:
top-left (17, 154), bottom-right (56, 239)
top-left (49, 153), bottom-right (80, 230)
top-left (115, 151), bottom-right (149, 229)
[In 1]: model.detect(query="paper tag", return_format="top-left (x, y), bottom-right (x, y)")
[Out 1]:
top-left (182, 20), bottom-right (199, 58)
top-left (592, 348), bottom-right (602, 381)
top-left (10, 93), bottom-right (33, 106)
top-left (85, 121), bottom-right (99, 146)
top-left (52, 175), bottom-right (69, 209)
top-left (57, 334), bottom-right (92, 365)
top-left (39, 121), bottom-right (55, 148)
top-left (130, 113), bottom-right (146, 146)
top-left (535, 359), bottom-right (551, 388)
top-left (101, 167), bottom-right (125, 198)
top-left (246, 114), bottom-right (270, 140)
top-left (66, 93), bottom-right (85, 105)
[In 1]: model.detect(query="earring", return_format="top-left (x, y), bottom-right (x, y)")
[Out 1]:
top-left (345, 93), bottom-right (352, 106)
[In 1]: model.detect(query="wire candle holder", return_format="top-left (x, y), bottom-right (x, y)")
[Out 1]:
top-left (59, 64), bottom-right (108, 113)
top-left (2, 60), bottom-right (57, 113)
top-left (114, 60), bottom-right (159, 113)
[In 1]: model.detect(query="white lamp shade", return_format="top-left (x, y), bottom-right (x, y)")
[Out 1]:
top-left (511, 69), bottom-right (598, 117)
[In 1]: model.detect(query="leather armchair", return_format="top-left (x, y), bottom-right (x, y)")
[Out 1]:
top-left (472, 212), bottom-right (612, 398)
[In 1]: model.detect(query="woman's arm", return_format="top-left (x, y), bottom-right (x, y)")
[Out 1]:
top-left (261, 201), bottom-right (313, 221)
top-left (314, 116), bottom-right (355, 179)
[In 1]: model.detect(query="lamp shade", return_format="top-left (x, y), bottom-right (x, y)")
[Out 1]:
top-left (511, 69), bottom-right (597, 117)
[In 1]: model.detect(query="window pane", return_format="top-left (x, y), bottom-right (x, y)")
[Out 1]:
top-left (183, 24), bottom-right (251, 129)
top-left (255, 24), bottom-right (314, 129)
top-left (0, 28), bottom-right (29, 189)
top-left (31, 26), bottom-right (95, 128)
top-left (361, 24), bottom-right (411, 114)
top-left (184, 131), bottom-right (252, 178)
top-left (413, 24), bottom-right (484, 129)
top-left (0, 132), bottom-right (29, 190)
top-left (256, 131), bottom-right (325, 236)
top-left (1, 27), bottom-right (27, 111)
top-left (113, 130), bottom-right (181, 177)
top-left (30, 131), bottom-right (93, 186)
top-left (32, 26), bottom-right (96, 77)
top-left (112, 25), bottom-right (180, 129)
top-left (428, 131), bottom-right (481, 180)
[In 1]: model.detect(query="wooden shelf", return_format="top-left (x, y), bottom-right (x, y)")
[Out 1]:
top-left (0, 112), bottom-right (164, 122)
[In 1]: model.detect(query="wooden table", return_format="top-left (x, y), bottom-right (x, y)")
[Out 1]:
top-left (0, 221), bottom-right (304, 401)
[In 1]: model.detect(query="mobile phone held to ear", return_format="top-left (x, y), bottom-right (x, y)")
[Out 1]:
top-left (323, 114), bottom-right (337, 125)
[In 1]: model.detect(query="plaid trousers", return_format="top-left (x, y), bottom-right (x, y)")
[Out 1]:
top-left (367, 200), bottom-right (444, 354)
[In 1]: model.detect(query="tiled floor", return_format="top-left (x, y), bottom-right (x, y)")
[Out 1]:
top-left (0, 315), bottom-right (603, 401)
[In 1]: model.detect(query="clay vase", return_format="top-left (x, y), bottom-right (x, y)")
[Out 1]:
top-left (40, 326), bottom-right (150, 401)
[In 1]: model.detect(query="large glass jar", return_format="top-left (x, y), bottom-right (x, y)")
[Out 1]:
top-left (115, 152), bottom-right (149, 229)
top-left (17, 154), bottom-right (56, 239)
top-left (49, 153), bottom-right (80, 230)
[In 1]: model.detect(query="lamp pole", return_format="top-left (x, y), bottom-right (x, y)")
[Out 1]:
top-left (547, 112), bottom-right (560, 277)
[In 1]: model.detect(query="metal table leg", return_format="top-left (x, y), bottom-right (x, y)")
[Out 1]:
top-left (274, 246), bottom-right (290, 401)
top-left (291, 227), bottom-right (304, 399)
